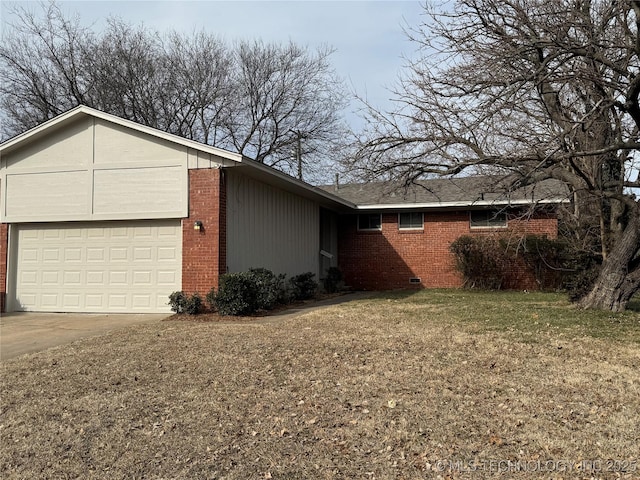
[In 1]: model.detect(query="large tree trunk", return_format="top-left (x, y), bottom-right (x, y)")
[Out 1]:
top-left (579, 210), bottom-right (640, 312)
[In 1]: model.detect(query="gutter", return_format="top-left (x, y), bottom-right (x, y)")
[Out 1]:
top-left (354, 198), bottom-right (571, 210)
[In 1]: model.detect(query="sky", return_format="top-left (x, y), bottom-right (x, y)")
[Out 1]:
top-left (0, 0), bottom-right (426, 130)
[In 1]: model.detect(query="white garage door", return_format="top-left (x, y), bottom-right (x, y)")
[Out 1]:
top-left (13, 220), bottom-right (182, 313)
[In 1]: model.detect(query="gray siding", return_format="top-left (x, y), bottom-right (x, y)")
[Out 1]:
top-left (226, 170), bottom-right (320, 278)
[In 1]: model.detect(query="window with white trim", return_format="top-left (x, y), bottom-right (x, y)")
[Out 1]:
top-left (470, 210), bottom-right (507, 228)
top-left (398, 212), bottom-right (424, 230)
top-left (357, 213), bottom-right (382, 231)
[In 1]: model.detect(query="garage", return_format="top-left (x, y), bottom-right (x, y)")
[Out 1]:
top-left (12, 220), bottom-right (181, 313)
top-left (1, 106), bottom-right (242, 314)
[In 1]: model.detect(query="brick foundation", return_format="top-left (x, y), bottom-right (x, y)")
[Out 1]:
top-left (181, 169), bottom-right (226, 296)
top-left (338, 210), bottom-right (558, 291)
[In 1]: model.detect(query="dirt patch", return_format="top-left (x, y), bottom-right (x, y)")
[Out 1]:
top-left (1, 291), bottom-right (638, 479)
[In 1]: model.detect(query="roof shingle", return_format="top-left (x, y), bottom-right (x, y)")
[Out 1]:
top-left (319, 176), bottom-right (569, 208)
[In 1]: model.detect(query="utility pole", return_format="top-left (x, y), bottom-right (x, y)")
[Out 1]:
top-left (290, 129), bottom-right (304, 181)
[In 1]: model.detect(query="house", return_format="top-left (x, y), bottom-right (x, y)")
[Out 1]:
top-left (0, 106), bottom-right (569, 313)
top-left (320, 177), bottom-right (568, 291)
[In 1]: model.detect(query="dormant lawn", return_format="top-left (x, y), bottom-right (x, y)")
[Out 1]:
top-left (1, 290), bottom-right (639, 479)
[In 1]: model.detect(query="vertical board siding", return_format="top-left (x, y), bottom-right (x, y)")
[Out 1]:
top-left (226, 171), bottom-right (319, 278)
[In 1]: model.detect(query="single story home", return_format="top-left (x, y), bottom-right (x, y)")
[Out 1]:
top-left (0, 106), bottom-right (569, 313)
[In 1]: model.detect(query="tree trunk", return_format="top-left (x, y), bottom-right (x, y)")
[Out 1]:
top-left (579, 211), bottom-right (640, 312)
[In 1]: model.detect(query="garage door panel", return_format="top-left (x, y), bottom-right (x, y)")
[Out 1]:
top-left (14, 220), bottom-right (182, 313)
top-left (43, 248), bottom-right (60, 262)
top-left (109, 247), bottom-right (129, 262)
top-left (42, 271), bottom-right (60, 285)
top-left (21, 248), bottom-right (39, 262)
top-left (157, 270), bottom-right (178, 285)
top-left (133, 271), bottom-right (152, 285)
top-left (20, 271), bottom-right (38, 285)
top-left (65, 247), bottom-right (82, 262)
top-left (86, 271), bottom-right (105, 285)
top-left (134, 247), bottom-right (152, 261)
top-left (87, 248), bottom-right (105, 262)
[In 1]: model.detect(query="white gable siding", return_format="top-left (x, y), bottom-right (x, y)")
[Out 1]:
top-left (226, 170), bottom-right (320, 278)
top-left (0, 116), bottom-right (193, 223)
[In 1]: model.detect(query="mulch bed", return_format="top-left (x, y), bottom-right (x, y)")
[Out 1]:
top-left (164, 293), bottom-right (347, 322)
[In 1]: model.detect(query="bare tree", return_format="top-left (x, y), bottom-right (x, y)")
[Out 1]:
top-left (0, 2), bottom-right (346, 181)
top-left (349, 0), bottom-right (640, 311)
top-left (225, 40), bottom-right (347, 179)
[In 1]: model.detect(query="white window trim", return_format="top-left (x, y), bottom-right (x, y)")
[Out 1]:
top-left (398, 212), bottom-right (424, 230)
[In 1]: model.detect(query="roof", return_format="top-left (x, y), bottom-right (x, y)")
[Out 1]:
top-left (0, 106), bottom-right (569, 212)
top-left (320, 176), bottom-right (570, 210)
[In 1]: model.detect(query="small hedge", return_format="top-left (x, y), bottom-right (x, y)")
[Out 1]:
top-left (173, 269), bottom-right (321, 317)
top-left (247, 268), bottom-right (287, 310)
top-left (209, 273), bottom-right (259, 316)
top-left (168, 291), bottom-right (203, 315)
top-left (450, 236), bottom-right (507, 289)
top-left (450, 234), bottom-right (601, 300)
top-left (289, 272), bottom-right (318, 301)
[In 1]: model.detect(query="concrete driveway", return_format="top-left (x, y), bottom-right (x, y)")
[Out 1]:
top-left (0, 312), bottom-right (170, 361)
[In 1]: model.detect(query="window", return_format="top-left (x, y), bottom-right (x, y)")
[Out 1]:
top-left (399, 212), bottom-right (424, 230)
top-left (470, 210), bottom-right (507, 228)
top-left (358, 213), bottom-right (382, 231)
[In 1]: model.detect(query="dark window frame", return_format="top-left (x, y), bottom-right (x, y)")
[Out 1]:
top-left (357, 213), bottom-right (382, 231)
top-left (469, 210), bottom-right (508, 229)
top-left (398, 212), bottom-right (424, 230)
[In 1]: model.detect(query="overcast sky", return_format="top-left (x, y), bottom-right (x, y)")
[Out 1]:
top-left (1, 0), bottom-right (425, 130)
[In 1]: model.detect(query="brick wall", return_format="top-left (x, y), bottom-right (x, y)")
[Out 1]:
top-left (338, 210), bottom-right (558, 291)
top-left (0, 223), bottom-right (7, 312)
top-left (181, 168), bottom-right (226, 296)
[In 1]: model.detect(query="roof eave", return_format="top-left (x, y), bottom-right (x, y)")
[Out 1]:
top-left (354, 198), bottom-right (571, 210)
top-left (230, 157), bottom-right (357, 210)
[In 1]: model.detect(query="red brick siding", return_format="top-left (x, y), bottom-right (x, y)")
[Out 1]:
top-left (181, 169), bottom-right (226, 295)
top-left (0, 223), bottom-right (7, 312)
top-left (338, 210), bottom-right (558, 291)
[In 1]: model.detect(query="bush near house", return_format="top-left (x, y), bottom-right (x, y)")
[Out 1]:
top-left (168, 291), bottom-right (203, 315)
top-left (289, 272), bottom-right (318, 301)
top-left (208, 273), bottom-right (259, 316)
top-left (450, 234), bottom-right (599, 297)
top-left (449, 235), bottom-right (507, 289)
top-left (176, 269), bottom-right (318, 316)
top-left (246, 268), bottom-right (288, 309)
top-left (323, 267), bottom-right (344, 293)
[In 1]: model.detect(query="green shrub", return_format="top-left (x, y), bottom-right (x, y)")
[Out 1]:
top-left (184, 292), bottom-right (203, 315)
top-left (323, 267), bottom-right (343, 293)
top-left (212, 273), bottom-right (259, 316)
top-left (449, 236), bottom-right (507, 289)
top-left (168, 291), bottom-right (187, 313)
top-left (168, 291), bottom-right (202, 315)
top-left (247, 268), bottom-right (287, 310)
top-left (289, 272), bottom-right (318, 301)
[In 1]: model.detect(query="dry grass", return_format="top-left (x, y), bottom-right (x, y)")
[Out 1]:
top-left (1, 290), bottom-right (639, 479)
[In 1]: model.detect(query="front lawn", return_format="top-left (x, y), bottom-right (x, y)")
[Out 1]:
top-left (1, 290), bottom-right (639, 479)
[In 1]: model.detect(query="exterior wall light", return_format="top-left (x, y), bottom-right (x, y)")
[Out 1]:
top-left (194, 220), bottom-right (203, 231)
